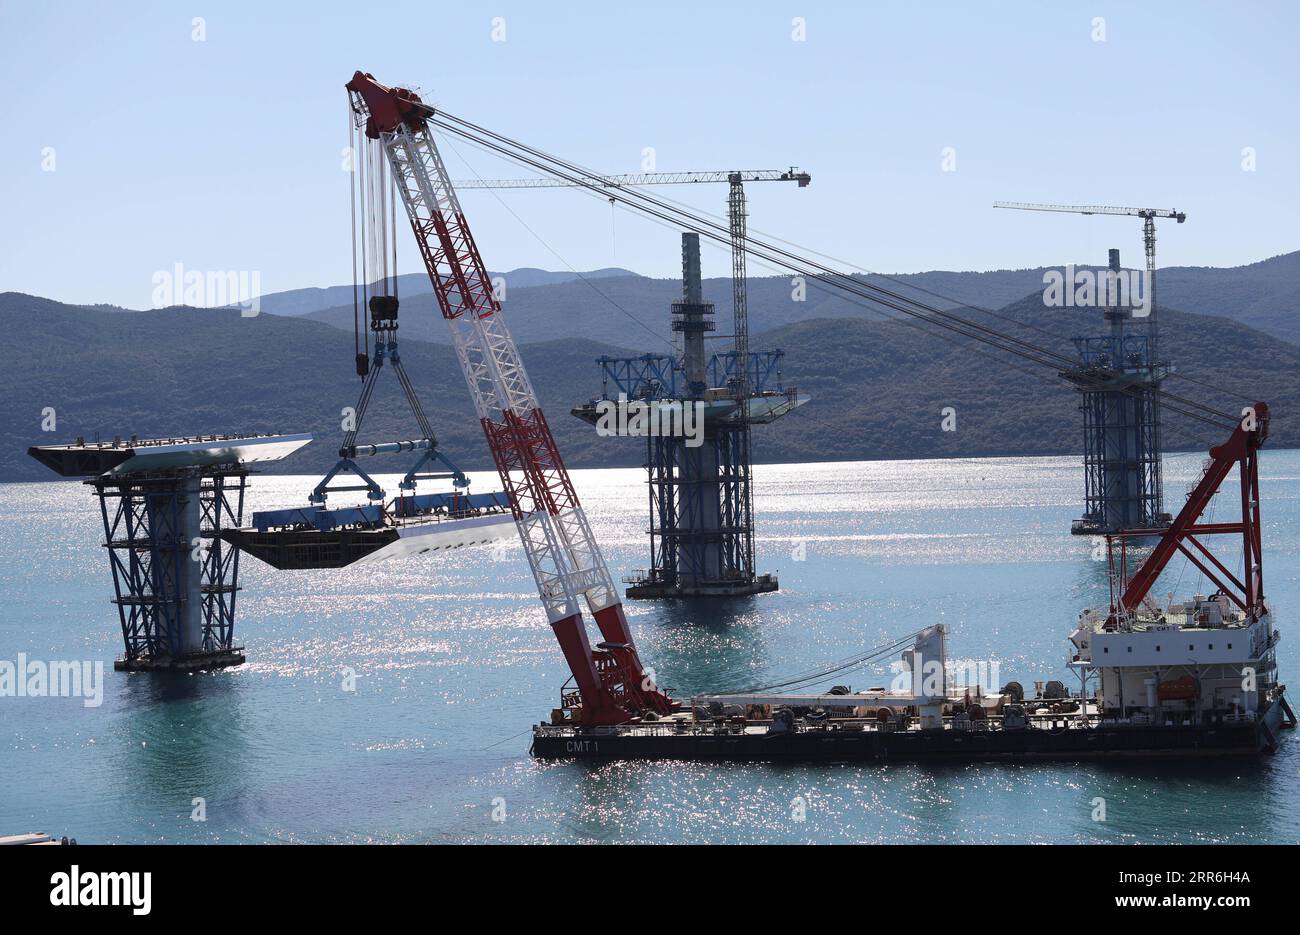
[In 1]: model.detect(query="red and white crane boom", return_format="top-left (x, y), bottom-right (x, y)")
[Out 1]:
top-left (346, 71), bottom-right (672, 724)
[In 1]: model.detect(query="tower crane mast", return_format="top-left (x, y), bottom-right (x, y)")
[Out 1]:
top-left (726, 173), bottom-right (757, 576)
top-left (346, 71), bottom-right (672, 725)
top-left (994, 201), bottom-right (1187, 535)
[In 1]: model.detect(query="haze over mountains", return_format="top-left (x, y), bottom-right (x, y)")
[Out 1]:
top-left (3, 249), bottom-right (1298, 484)
top-left (253, 267), bottom-right (634, 318)
top-left (265, 251), bottom-right (1300, 350)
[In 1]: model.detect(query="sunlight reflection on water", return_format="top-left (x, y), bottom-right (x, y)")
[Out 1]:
top-left (2, 451), bottom-right (1297, 843)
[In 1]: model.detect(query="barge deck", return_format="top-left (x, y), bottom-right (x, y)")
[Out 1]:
top-left (532, 691), bottom-right (1294, 762)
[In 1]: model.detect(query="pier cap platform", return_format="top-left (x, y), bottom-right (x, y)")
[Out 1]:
top-left (28, 432), bottom-right (312, 477)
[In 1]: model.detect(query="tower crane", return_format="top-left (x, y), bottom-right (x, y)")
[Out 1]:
top-left (993, 202), bottom-right (1187, 533)
top-left (451, 167), bottom-right (809, 362)
top-left (346, 71), bottom-right (674, 725)
top-left (991, 202), bottom-right (1186, 362)
top-left (454, 168), bottom-right (812, 580)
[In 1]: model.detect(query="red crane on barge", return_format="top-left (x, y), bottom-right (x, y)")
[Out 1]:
top-left (344, 70), bottom-right (1290, 759)
top-left (346, 72), bottom-right (674, 726)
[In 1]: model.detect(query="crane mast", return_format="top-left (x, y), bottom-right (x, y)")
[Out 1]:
top-left (727, 174), bottom-right (756, 579)
top-left (994, 200), bottom-right (1188, 535)
top-left (346, 71), bottom-right (672, 724)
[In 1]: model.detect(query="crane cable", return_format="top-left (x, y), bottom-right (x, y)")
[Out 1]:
top-left (429, 113), bottom-right (1072, 368)
top-left (443, 125), bottom-right (1249, 436)
top-left (349, 105), bottom-right (362, 377)
top-left (424, 110), bottom-right (1240, 431)
top-left (440, 135), bottom-right (676, 355)
top-left (708, 628), bottom-right (929, 697)
top-left (342, 126), bottom-right (438, 447)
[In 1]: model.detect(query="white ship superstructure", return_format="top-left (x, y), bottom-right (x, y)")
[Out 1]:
top-left (1070, 594), bottom-right (1279, 727)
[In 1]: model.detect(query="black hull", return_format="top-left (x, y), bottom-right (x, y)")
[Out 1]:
top-left (532, 699), bottom-right (1288, 763)
top-left (220, 527), bottom-right (398, 569)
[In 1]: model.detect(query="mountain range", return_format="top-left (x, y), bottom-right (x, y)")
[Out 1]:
top-left (4, 262), bottom-right (1297, 484)
top-left (271, 252), bottom-right (1300, 351)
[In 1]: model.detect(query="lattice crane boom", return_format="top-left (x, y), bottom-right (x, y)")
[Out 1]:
top-left (992, 201), bottom-right (1185, 222)
top-left (346, 71), bottom-right (672, 724)
top-left (452, 168), bottom-right (811, 189)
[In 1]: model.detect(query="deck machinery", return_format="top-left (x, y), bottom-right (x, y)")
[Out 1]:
top-left (28, 433), bottom-right (310, 671)
top-left (573, 233), bottom-right (808, 598)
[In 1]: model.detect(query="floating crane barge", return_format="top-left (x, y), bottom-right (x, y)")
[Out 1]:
top-left (533, 404), bottom-right (1293, 761)
top-left (341, 70), bottom-right (1290, 764)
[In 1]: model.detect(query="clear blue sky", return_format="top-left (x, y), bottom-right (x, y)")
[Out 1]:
top-left (2, 1), bottom-right (1296, 308)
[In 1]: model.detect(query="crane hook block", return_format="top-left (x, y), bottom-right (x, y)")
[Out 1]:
top-left (355, 352), bottom-right (369, 378)
top-left (369, 295), bottom-right (399, 325)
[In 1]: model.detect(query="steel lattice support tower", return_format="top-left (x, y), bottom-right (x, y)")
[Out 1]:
top-left (446, 165), bottom-right (808, 600)
top-left (1073, 373), bottom-right (1166, 533)
top-left (642, 414), bottom-right (759, 593)
top-left (599, 232), bottom-right (788, 598)
top-left (28, 433), bottom-right (310, 672)
top-left (1068, 249), bottom-right (1170, 535)
top-left (991, 203), bottom-right (1183, 536)
top-left (91, 465), bottom-right (249, 670)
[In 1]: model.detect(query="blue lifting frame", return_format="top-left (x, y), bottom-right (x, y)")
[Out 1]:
top-left (707, 350), bottom-right (784, 395)
top-left (400, 445), bottom-right (470, 492)
top-left (596, 350), bottom-right (785, 401)
top-left (309, 457), bottom-right (385, 504)
top-left (1071, 334), bottom-right (1151, 370)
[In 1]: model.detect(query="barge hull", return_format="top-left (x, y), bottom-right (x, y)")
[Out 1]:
top-left (533, 699), bottom-right (1287, 762)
